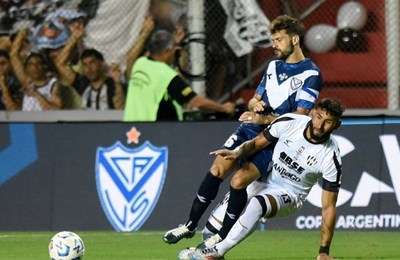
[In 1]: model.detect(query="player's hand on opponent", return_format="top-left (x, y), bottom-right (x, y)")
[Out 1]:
top-left (239, 111), bottom-right (262, 124)
top-left (317, 253), bottom-right (334, 260)
top-left (210, 148), bottom-right (238, 160)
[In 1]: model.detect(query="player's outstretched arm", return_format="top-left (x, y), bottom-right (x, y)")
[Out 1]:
top-left (317, 189), bottom-right (338, 260)
top-left (210, 131), bottom-right (270, 160)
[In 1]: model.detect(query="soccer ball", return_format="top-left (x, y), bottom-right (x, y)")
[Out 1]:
top-left (48, 231), bottom-right (85, 260)
top-left (177, 247), bottom-right (196, 260)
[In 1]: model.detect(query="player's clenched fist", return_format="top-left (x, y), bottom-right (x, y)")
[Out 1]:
top-left (252, 100), bottom-right (266, 112)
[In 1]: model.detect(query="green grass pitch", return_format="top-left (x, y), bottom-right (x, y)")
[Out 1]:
top-left (0, 230), bottom-right (399, 259)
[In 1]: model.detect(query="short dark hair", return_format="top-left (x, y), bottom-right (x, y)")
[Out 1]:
top-left (24, 52), bottom-right (48, 67)
top-left (0, 49), bottom-right (10, 60)
top-left (81, 48), bottom-right (104, 61)
top-left (315, 98), bottom-right (345, 118)
top-left (269, 15), bottom-right (305, 46)
top-left (148, 30), bottom-right (174, 55)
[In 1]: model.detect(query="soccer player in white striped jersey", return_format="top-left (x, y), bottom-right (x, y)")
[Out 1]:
top-left (189, 98), bottom-right (344, 260)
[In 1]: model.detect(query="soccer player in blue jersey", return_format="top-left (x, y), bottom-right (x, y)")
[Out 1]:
top-left (163, 15), bottom-right (323, 245)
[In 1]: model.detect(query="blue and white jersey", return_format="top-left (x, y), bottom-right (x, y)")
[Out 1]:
top-left (255, 58), bottom-right (322, 116)
top-left (231, 58), bottom-right (322, 148)
top-left (263, 113), bottom-right (342, 202)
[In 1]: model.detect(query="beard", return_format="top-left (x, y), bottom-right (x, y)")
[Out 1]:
top-left (309, 123), bottom-right (332, 142)
top-left (275, 43), bottom-right (295, 60)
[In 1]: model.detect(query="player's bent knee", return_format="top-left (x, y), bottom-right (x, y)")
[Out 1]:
top-left (230, 174), bottom-right (255, 189)
top-left (230, 178), bottom-right (245, 189)
top-left (210, 159), bottom-right (234, 179)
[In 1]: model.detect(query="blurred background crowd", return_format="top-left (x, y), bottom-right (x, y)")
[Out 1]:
top-left (0, 0), bottom-right (397, 119)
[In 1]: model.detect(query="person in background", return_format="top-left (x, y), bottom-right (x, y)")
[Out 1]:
top-left (54, 22), bottom-right (125, 110)
top-left (0, 49), bottom-right (22, 111)
top-left (163, 14), bottom-right (323, 247)
top-left (125, 14), bottom-right (155, 80)
top-left (187, 97), bottom-right (345, 260)
top-left (10, 30), bottom-right (63, 111)
top-left (123, 29), bottom-right (235, 121)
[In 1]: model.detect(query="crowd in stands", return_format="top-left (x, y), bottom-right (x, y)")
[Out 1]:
top-left (0, 0), bottom-right (239, 122)
top-left (0, 13), bottom-right (155, 113)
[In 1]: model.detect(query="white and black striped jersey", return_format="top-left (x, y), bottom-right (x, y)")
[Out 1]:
top-left (262, 113), bottom-right (342, 202)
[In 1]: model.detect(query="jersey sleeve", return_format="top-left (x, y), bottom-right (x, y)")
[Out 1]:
top-left (255, 73), bottom-right (267, 96)
top-left (297, 69), bottom-right (323, 110)
top-left (167, 76), bottom-right (197, 105)
top-left (255, 61), bottom-right (274, 96)
top-left (262, 115), bottom-right (297, 142)
top-left (321, 145), bottom-right (342, 192)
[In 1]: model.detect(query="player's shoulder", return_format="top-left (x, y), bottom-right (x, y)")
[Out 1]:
top-left (329, 135), bottom-right (341, 150)
top-left (278, 112), bottom-right (309, 120)
top-left (303, 58), bottom-right (321, 71)
top-left (269, 58), bottom-right (279, 64)
top-left (320, 135), bottom-right (341, 159)
top-left (272, 113), bottom-right (309, 126)
top-left (266, 58), bottom-right (279, 69)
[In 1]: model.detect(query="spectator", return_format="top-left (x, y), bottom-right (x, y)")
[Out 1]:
top-left (43, 11), bottom-right (87, 79)
top-left (42, 44), bottom-right (83, 110)
top-left (54, 23), bottom-right (125, 110)
top-left (10, 30), bottom-right (63, 111)
top-left (41, 16), bottom-right (85, 110)
top-left (0, 49), bottom-right (22, 111)
top-left (125, 14), bottom-right (155, 80)
top-left (123, 29), bottom-right (235, 121)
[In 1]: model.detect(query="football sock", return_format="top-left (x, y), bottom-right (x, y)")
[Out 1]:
top-left (202, 221), bottom-right (220, 240)
top-left (216, 196), bottom-right (266, 255)
top-left (218, 186), bottom-right (247, 239)
top-left (186, 172), bottom-right (223, 231)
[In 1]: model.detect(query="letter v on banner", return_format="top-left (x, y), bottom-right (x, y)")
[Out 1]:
top-left (379, 135), bottom-right (400, 206)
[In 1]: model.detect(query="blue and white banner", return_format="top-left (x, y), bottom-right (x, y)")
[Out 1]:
top-left (0, 120), bottom-right (399, 231)
top-left (96, 141), bottom-right (168, 232)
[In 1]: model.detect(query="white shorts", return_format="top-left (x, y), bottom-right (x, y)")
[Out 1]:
top-left (256, 184), bottom-right (303, 218)
top-left (207, 181), bottom-right (302, 229)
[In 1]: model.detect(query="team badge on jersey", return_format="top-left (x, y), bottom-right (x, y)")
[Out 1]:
top-left (290, 77), bottom-right (303, 90)
top-left (96, 141), bottom-right (168, 231)
top-left (307, 155), bottom-right (318, 166)
top-left (278, 73), bottom-right (288, 81)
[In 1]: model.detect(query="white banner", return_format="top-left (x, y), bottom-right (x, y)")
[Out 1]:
top-left (218, 0), bottom-right (272, 57)
top-left (84, 0), bottom-right (151, 71)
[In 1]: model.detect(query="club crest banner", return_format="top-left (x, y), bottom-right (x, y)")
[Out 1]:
top-left (96, 141), bottom-right (168, 231)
